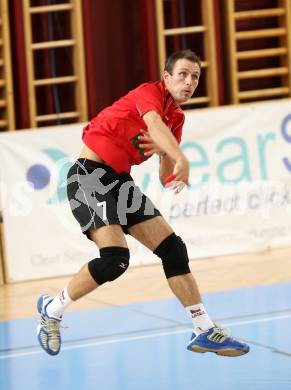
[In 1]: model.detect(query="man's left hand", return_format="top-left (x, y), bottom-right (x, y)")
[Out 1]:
top-left (138, 130), bottom-right (165, 157)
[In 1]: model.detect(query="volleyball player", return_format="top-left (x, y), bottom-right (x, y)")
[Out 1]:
top-left (37, 50), bottom-right (249, 357)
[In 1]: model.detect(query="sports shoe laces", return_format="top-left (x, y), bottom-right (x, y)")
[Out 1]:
top-left (208, 326), bottom-right (231, 343)
top-left (40, 316), bottom-right (60, 347)
top-left (40, 316), bottom-right (61, 351)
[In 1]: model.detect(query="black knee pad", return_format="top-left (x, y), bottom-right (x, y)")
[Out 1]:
top-left (153, 233), bottom-right (190, 278)
top-left (88, 246), bottom-right (130, 285)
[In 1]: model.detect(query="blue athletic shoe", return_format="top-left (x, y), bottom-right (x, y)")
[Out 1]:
top-left (37, 295), bottom-right (61, 356)
top-left (187, 326), bottom-right (250, 357)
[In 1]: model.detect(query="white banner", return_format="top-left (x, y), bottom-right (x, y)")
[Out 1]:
top-left (0, 125), bottom-right (96, 282)
top-left (0, 99), bottom-right (291, 282)
top-left (132, 98), bottom-right (291, 260)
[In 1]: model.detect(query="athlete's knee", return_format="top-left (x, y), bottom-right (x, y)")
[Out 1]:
top-left (153, 233), bottom-right (190, 278)
top-left (88, 246), bottom-right (130, 285)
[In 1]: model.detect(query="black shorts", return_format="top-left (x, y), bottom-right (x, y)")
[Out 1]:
top-left (67, 158), bottom-right (161, 238)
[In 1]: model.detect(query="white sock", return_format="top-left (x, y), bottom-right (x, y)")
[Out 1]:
top-left (46, 287), bottom-right (73, 319)
top-left (185, 303), bottom-right (214, 335)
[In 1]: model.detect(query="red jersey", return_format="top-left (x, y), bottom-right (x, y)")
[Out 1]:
top-left (82, 81), bottom-right (185, 173)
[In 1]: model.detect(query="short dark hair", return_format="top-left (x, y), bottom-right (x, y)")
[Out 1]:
top-left (164, 49), bottom-right (202, 74)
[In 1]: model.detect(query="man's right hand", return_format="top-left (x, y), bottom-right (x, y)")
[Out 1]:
top-left (173, 155), bottom-right (190, 185)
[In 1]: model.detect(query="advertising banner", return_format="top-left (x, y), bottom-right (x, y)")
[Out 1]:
top-left (0, 99), bottom-right (291, 282)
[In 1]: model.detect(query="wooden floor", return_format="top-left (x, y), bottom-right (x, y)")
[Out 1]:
top-left (0, 246), bottom-right (290, 321)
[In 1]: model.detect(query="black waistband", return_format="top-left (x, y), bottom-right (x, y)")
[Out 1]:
top-left (76, 158), bottom-right (116, 173)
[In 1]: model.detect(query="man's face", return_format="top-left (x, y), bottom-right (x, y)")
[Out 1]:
top-left (163, 59), bottom-right (200, 104)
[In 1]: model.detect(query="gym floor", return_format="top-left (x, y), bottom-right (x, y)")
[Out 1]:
top-left (0, 247), bottom-right (291, 389)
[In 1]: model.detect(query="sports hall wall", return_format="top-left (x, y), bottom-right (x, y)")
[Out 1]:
top-left (0, 0), bottom-right (291, 283)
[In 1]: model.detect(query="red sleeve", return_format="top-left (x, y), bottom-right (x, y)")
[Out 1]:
top-left (134, 83), bottom-right (164, 117)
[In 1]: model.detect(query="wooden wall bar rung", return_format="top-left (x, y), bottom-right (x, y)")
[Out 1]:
top-left (36, 111), bottom-right (79, 122)
top-left (33, 76), bottom-right (77, 86)
top-left (234, 8), bottom-right (285, 19)
top-left (31, 39), bottom-right (75, 50)
top-left (238, 67), bottom-right (289, 79)
top-left (239, 87), bottom-right (289, 99)
top-left (236, 47), bottom-right (287, 59)
top-left (235, 28), bottom-right (286, 40)
top-left (181, 97), bottom-right (210, 105)
top-left (29, 4), bottom-right (73, 14)
top-left (164, 26), bottom-right (206, 36)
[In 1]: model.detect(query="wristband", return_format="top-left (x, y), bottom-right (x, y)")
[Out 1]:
top-left (163, 174), bottom-right (176, 186)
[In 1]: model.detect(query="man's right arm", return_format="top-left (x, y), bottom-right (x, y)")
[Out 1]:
top-left (143, 111), bottom-right (189, 184)
top-left (159, 154), bottom-right (175, 185)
